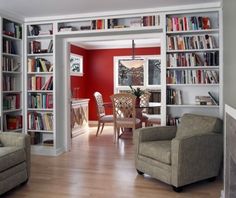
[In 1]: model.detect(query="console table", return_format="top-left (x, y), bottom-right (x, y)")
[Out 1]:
top-left (71, 98), bottom-right (90, 138)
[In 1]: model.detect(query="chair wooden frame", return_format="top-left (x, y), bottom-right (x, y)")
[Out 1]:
top-left (110, 93), bottom-right (141, 142)
top-left (94, 92), bottom-right (113, 136)
top-left (140, 91), bottom-right (161, 126)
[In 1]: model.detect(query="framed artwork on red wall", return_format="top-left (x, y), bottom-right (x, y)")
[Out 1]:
top-left (70, 53), bottom-right (83, 76)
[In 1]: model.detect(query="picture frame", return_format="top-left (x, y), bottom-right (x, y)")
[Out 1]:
top-left (70, 53), bottom-right (83, 76)
top-left (117, 58), bottom-right (144, 86)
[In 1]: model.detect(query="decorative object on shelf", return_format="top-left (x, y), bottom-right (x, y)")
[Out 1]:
top-left (29, 25), bottom-right (40, 36)
top-left (129, 85), bottom-right (145, 105)
top-left (129, 85), bottom-right (144, 98)
top-left (70, 53), bottom-right (83, 76)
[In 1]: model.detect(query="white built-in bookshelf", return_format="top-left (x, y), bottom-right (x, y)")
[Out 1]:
top-left (165, 10), bottom-right (222, 125)
top-left (56, 13), bottom-right (162, 34)
top-left (1, 17), bottom-right (23, 132)
top-left (0, 5), bottom-right (223, 155)
top-left (25, 22), bottom-right (59, 155)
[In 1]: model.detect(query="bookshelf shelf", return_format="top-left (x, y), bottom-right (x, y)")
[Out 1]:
top-left (27, 35), bottom-right (53, 39)
top-left (2, 90), bottom-right (22, 93)
top-left (167, 83), bottom-right (219, 86)
top-left (3, 128), bottom-right (23, 132)
top-left (166, 29), bottom-right (219, 35)
top-left (27, 53), bottom-right (53, 57)
top-left (27, 129), bottom-right (53, 133)
top-left (27, 72), bottom-right (53, 75)
top-left (167, 49), bottom-right (220, 53)
top-left (167, 104), bottom-right (219, 108)
top-left (2, 71), bottom-right (22, 74)
top-left (2, 53), bottom-right (21, 58)
top-left (28, 108), bottom-right (53, 111)
top-left (3, 34), bottom-right (22, 41)
top-left (166, 66), bottom-right (219, 70)
top-left (165, 10), bottom-right (222, 125)
top-left (27, 90), bottom-right (53, 93)
top-left (3, 108), bottom-right (22, 113)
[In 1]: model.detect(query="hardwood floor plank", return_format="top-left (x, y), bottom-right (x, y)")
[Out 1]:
top-left (3, 126), bottom-right (222, 198)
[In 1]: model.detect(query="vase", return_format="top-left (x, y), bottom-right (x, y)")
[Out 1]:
top-left (136, 97), bottom-right (141, 107)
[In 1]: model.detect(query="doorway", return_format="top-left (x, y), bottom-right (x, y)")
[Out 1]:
top-left (55, 32), bottom-right (163, 151)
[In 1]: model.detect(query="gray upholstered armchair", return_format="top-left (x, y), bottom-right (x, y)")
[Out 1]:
top-left (0, 132), bottom-right (30, 195)
top-left (135, 113), bottom-right (223, 192)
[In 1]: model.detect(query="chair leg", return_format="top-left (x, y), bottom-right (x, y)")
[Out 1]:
top-left (96, 121), bottom-right (101, 136)
top-left (136, 169), bottom-right (144, 175)
top-left (172, 186), bottom-right (183, 192)
top-left (113, 125), bottom-right (117, 143)
top-left (100, 123), bottom-right (105, 134)
top-left (117, 127), bottom-right (121, 138)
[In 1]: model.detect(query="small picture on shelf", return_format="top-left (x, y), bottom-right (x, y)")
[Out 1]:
top-left (70, 53), bottom-right (83, 76)
top-left (195, 96), bottom-right (213, 105)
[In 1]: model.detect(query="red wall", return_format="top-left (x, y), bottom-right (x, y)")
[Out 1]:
top-left (71, 45), bottom-right (160, 120)
top-left (70, 45), bottom-right (88, 99)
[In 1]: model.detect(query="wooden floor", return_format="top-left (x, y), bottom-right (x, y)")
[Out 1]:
top-left (4, 126), bottom-right (222, 198)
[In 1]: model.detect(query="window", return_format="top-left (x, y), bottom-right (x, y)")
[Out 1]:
top-left (114, 55), bottom-right (161, 91)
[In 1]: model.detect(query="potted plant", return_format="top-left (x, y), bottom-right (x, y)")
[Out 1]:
top-left (129, 85), bottom-right (144, 105)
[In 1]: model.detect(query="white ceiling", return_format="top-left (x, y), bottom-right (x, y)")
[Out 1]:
top-left (0, 0), bottom-right (220, 19)
top-left (73, 38), bottom-right (161, 50)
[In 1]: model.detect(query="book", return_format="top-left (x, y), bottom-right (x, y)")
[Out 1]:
top-left (39, 59), bottom-right (48, 72)
top-left (47, 40), bottom-right (53, 53)
top-left (195, 96), bottom-right (213, 105)
top-left (208, 91), bottom-right (219, 105)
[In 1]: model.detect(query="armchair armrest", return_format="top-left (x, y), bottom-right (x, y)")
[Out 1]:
top-left (0, 132), bottom-right (30, 147)
top-left (136, 126), bottom-right (177, 143)
top-left (171, 132), bottom-right (223, 187)
top-left (0, 132), bottom-right (31, 178)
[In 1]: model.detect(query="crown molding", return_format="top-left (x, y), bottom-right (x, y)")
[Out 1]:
top-left (24, 2), bottom-right (221, 23)
top-left (0, 9), bottom-right (24, 22)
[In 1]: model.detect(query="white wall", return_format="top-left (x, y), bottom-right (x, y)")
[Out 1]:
top-left (223, 0), bottom-right (236, 108)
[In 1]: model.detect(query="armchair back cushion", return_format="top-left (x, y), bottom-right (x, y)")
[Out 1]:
top-left (176, 113), bottom-right (222, 138)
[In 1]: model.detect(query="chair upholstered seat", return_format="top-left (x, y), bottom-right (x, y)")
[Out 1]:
top-left (100, 115), bottom-right (113, 122)
top-left (94, 92), bottom-right (113, 136)
top-left (139, 141), bottom-right (171, 165)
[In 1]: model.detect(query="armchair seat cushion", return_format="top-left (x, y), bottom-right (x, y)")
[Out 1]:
top-left (0, 147), bottom-right (26, 172)
top-left (139, 140), bottom-right (171, 165)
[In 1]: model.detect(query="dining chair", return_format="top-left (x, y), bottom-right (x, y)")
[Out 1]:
top-left (110, 93), bottom-right (141, 143)
top-left (94, 92), bottom-right (113, 136)
top-left (140, 91), bottom-right (161, 126)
